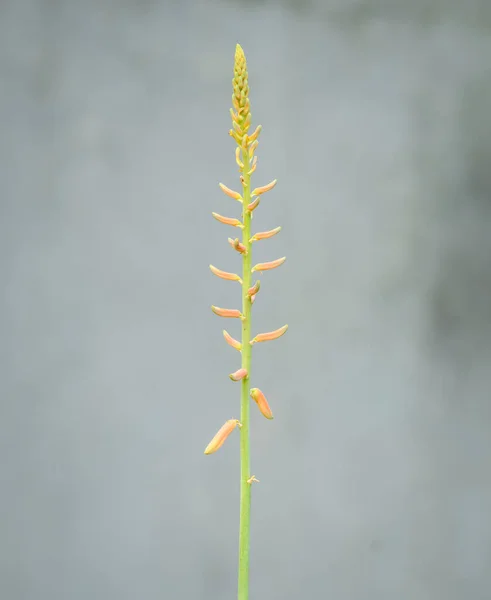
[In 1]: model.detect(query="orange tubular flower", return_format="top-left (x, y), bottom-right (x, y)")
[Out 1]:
top-left (250, 227), bottom-right (281, 242)
top-left (211, 306), bottom-right (243, 319)
top-left (229, 368), bottom-right (248, 381)
top-left (212, 212), bottom-right (243, 228)
top-left (223, 330), bottom-right (242, 351)
top-left (250, 388), bottom-right (273, 420)
top-left (251, 324), bottom-right (288, 344)
top-left (219, 182), bottom-right (242, 201)
top-left (209, 264), bottom-right (242, 283)
top-left (251, 179), bottom-right (277, 196)
top-left (204, 419), bottom-right (241, 455)
top-left (251, 257), bottom-right (286, 272)
top-left (247, 197), bottom-right (260, 212)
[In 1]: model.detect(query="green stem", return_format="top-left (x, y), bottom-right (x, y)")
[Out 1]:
top-left (238, 148), bottom-right (252, 600)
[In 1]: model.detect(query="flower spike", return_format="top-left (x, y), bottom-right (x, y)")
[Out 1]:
top-left (204, 419), bottom-right (241, 455)
top-left (210, 264), bottom-right (242, 283)
top-left (252, 257), bottom-right (286, 272)
top-left (251, 324), bottom-right (288, 344)
top-left (207, 44), bottom-right (287, 597)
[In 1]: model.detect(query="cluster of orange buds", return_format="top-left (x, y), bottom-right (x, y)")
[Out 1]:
top-left (204, 44), bottom-right (288, 460)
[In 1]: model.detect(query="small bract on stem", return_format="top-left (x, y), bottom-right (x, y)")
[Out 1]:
top-left (203, 44), bottom-right (288, 600)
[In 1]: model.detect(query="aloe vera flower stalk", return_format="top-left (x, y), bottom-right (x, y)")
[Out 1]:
top-left (204, 44), bottom-right (287, 600)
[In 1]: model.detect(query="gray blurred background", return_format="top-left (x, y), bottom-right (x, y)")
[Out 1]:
top-left (2, 0), bottom-right (491, 598)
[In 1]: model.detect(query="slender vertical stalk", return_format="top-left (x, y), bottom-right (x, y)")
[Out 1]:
top-left (238, 149), bottom-right (252, 600)
top-left (204, 43), bottom-right (287, 600)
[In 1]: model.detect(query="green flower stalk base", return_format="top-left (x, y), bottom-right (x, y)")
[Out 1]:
top-left (204, 44), bottom-right (288, 600)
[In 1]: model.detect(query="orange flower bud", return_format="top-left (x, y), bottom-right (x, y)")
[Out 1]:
top-left (251, 324), bottom-right (288, 344)
top-left (246, 155), bottom-right (258, 176)
top-left (243, 112), bottom-right (252, 131)
top-left (212, 212), bottom-right (243, 228)
top-left (204, 419), bottom-right (241, 455)
top-left (251, 257), bottom-right (286, 272)
top-left (250, 388), bottom-right (273, 419)
top-left (223, 330), bottom-right (242, 351)
top-left (211, 306), bottom-right (243, 319)
top-left (229, 129), bottom-right (242, 144)
top-left (219, 182), bottom-right (242, 201)
top-left (249, 140), bottom-right (258, 156)
top-left (250, 294), bottom-right (256, 304)
top-left (235, 147), bottom-right (244, 169)
top-left (229, 368), bottom-right (248, 381)
top-left (250, 227), bottom-right (281, 242)
top-left (228, 238), bottom-right (247, 254)
top-left (251, 179), bottom-right (277, 196)
top-left (247, 280), bottom-right (260, 297)
top-left (209, 264), bottom-right (242, 283)
top-left (247, 197), bottom-right (260, 212)
top-left (248, 125), bottom-right (262, 143)
top-left (230, 108), bottom-right (239, 124)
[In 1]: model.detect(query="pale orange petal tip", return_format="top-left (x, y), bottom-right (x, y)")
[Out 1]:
top-left (250, 388), bottom-right (274, 420)
top-left (219, 182), bottom-right (242, 201)
top-left (211, 306), bottom-right (242, 319)
top-left (251, 257), bottom-right (286, 272)
top-left (204, 419), bottom-right (240, 455)
top-left (251, 324), bottom-right (288, 344)
top-left (223, 330), bottom-right (242, 351)
top-left (251, 179), bottom-right (277, 196)
top-left (229, 367), bottom-right (248, 381)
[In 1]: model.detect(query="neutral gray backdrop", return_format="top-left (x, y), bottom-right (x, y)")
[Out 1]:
top-left (2, 0), bottom-right (491, 599)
